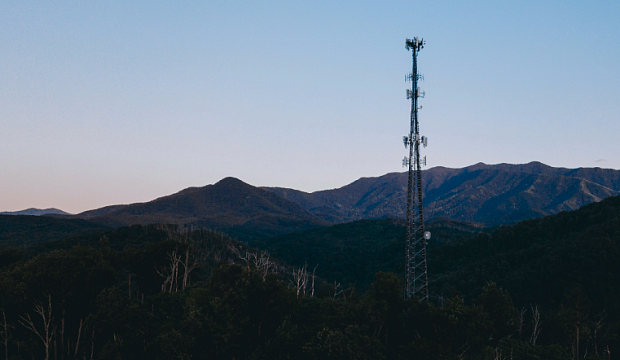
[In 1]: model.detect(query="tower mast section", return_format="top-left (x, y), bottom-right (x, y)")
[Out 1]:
top-left (403, 37), bottom-right (428, 301)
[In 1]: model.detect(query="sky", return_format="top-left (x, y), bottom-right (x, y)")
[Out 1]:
top-left (1, 1), bottom-right (619, 214)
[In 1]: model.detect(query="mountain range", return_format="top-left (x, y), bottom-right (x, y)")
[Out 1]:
top-left (73, 177), bottom-right (327, 240)
top-left (0, 208), bottom-right (70, 216)
top-left (20, 161), bottom-right (615, 241)
top-left (266, 161), bottom-right (620, 226)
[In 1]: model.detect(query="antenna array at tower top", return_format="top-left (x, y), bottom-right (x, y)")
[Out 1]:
top-left (405, 37), bottom-right (425, 51)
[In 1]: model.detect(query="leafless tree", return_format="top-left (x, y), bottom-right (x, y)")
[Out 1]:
top-left (1, 309), bottom-right (13, 360)
top-left (310, 265), bottom-right (318, 298)
top-left (291, 264), bottom-right (309, 297)
top-left (158, 250), bottom-right (182, 292)
top-left (605, 345), bottom-right (611, 360)
top-left (229, 245), bottom-right (252, 269)
top-left (89, 329), bottom-right (95, 360)
top-left (74, 318), bottom-right (85, 358)
top-left (181, 247), bottom-right (202, 290)
top-left (517, 307), bottom-right (526, 340)
top-left (592, 311), bottom-right (607, 357)
top-left (331, 281), bottom-right (344, 300)
top-left (253, 252), bottom-right (274, 281)
top-left (530, 305), bottom-right (541, 346)
top-left (492, 347), bottom-right (506, 360)
top-left (19, 295), bottom-right (55, 360)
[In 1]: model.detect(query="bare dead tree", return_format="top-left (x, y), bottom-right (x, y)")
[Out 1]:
top-left (331, 281), bottom-right (344, 300)
top-left (530, 305), bottom-right (542, 346)
top-left (517, 307), bottom-right (526, 340)
top-left (457, 346), bottom-right (471, 360)
top-left (310, 264), bottom-right (318, 298)
top-left (493, 347), bottom-right (506, 360)
top-left (573, 325), bottom-right (580, 360)
top-left (181, 247), bottom-right (202, 290)
top-left (74, 318), bottom-right (85, 358)
top-left (605, 345), bottom-right (611, 360)
top-left (89, 329), bottom-right (94, 360)
top-left (19, 295), bottom-right (55, 360)
top-left (228, 245), bottom-right (252, 269)
top-left (592, 311), bottom-right (607, 356)
top-left (291, 264), bottom-right (308, 297)
top-left (157, 250), bottom-right (182, 292)
top-left (1, 309), bottom-right (12, 360)
top-left (253, 252), bottom-right (274, 281)
top-left (60, 312), bottom-right (65, 360)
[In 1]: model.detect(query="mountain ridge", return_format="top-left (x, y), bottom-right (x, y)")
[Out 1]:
top-left (0, 208), bottom-right (71, 216)
top-left (265, 161), bottom-right (620, 226)
top-left (25, 162), bottom-right (619, 241)
top-left (73, 177), bottom-right (327, 241)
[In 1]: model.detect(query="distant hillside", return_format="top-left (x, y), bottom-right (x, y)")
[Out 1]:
top-left (0, 215), bottom-right (109, 249)
top-left (266, 161), bottom-right (620, 226)
top-left (0, 208), bottom-right (71, 216)
top-left (249, 218), bottom-right (483, 293)
top-left (75, 177), bottom-right (327, 241)
top-left (253, 193), bottom-right (620, 316)
top-left (430, 193), bottom-right (620, 308)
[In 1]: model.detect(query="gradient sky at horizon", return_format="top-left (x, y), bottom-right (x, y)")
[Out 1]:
top-left (1, 1), bottom-right (619, 213)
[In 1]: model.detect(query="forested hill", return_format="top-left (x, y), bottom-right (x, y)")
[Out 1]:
top-left (249, 218), bottom-right (483, 293)
top-left (253, 193), bottom-right (620, 316)
top-left (431, 191), bottom-right (620, 310)
top-left (266, 161), bottom-right (619, 225)
top-left (73, 177), bottom-right (327, 240)
top-left (1, 199), bottom-right (619, 358)
top-left (0, 215), bottom-right (109, 249)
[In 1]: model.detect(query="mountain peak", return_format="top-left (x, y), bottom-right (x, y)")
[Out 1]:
top-left (214, 177), bottom-right (247, 186)
top-left (74, 176), bottom-right (325, 240)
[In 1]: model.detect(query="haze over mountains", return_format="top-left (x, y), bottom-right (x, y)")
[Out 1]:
top-left (20, 161), bottom-right (613, 241)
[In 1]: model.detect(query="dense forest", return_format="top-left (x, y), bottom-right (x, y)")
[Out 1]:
top-left (249, 218), bottom-right (485, 293)
top-left (1, 195), bottom-right (619, 359)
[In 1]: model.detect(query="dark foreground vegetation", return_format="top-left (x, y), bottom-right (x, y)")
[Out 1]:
top-left (0, 226), bottom-right (616, 359)
top-left (1, 194), bottom-right (620, 359)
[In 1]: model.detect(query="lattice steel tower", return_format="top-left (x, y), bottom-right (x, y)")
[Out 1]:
top-left (403, 37), bottom-right (430, 301)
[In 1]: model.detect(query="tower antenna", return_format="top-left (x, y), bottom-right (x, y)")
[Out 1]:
top-left (403, 37), bottom-right (429, 301)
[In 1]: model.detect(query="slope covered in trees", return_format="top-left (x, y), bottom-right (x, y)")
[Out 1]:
top-left (253, 194), bottom-right (620, 316)
top-left (73, 177), bottom-right (326, 241)
top-left (431, 193), bottom-right (620, 311)
top-left (0, 215), bottom-right (109, 250)
top-left (1, 222), bottom-right (615, 359)
top-left (249, 218), bottom-right (484, 293)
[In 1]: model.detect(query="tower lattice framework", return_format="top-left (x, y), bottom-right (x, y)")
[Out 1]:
top-left (403, 37), bottom-right (429, 301)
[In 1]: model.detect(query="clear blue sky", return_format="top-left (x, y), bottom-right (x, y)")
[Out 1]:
top-left (1, 1), bottom-right (619, 213)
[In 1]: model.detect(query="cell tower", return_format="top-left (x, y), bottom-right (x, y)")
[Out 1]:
top-left (403, 37), bottom-right (430, 301)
